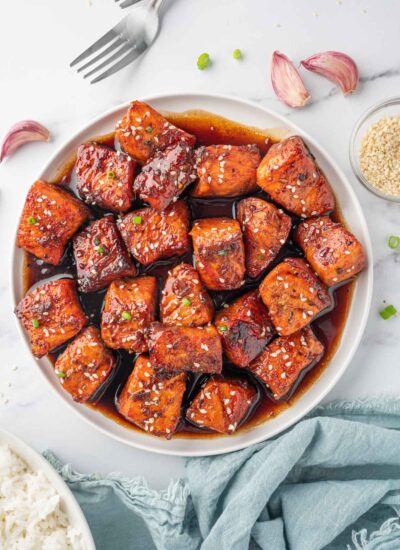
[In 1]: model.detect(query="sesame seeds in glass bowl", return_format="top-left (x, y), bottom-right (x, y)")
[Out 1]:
top-left (350, 97), bottom-right (400, 202)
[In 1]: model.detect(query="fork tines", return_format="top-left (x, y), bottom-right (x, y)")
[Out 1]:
top-left (70, 29), bottom-right (145, 84)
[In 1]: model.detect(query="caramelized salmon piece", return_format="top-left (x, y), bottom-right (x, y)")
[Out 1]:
top-left (116, 355), bottom-right (187, 438)
top-left (186, 376), bottom-right (257, 434)
top-left (191, 144), bottom-right (261, 197)
top-left (160, 263), bottom-right (214, 326)
top-left (73, 216), bottom-right (136, 293)
top-left (248, 327), bottom-right (324, 400)
top-left (190, 218), bottom-right (245, 290)
top-left (236, 197), bottom-right (292, 278)
top-left (16, 180), bottom-right (90, 265)
top-left (295, 216), bottom-right (366, 286)
top-left (15, 278), bottom-right (87, 358)
top-left (76, 143), bottom-right (136, 213)
top-left (134, 142), bottom-right (196, 211)
top-left (147, 322), bottom-right (223, 374)
top-left (259, 257), bottom-right (332, 336)
top-left (101, 276), bottom-right (157, 352)
top-left (257, 136), bottom-right (335, 218)
top-left (215, 290), bottom-right (275, 367)
top-left (55, 326), bottom-right (117, 403)
top-left (115, 100), bottom-right (196, 164)
top-left (117, 201), bottom-right (190, 266)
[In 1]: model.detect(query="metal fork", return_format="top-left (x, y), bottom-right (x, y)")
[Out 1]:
top-left (70, 0), bottom-right (165, 84)
top-left (115, 0), bottom-right (143, 7)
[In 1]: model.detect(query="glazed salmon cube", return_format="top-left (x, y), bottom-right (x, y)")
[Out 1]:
top-left (115, 100), bottom-right (196, 165)
top-left (73, 216), bottom-right (136, 293)
top-left (215, 290), bottom-right (275, 367)
top-left (101, 276), bottom-right (157, 353)
top-left (186, 376), bottom-right (257, 434)
top-left (160, 263), bottom-right (214, 326)
top-left (295, 216), bottom-right (366, 286)
top-left (54, 326), bottom-right (117, 403)
top-left (116, 355), bottom-right (187, 438)
top-left (259, 257), bottom-right (332, 336)
top-left (117, 201), bottom-right (190, 266)
top-left (191, 144), bottom-right (261, 197)
top-left (76, 143), bottom-right (136, 213)
top-left (15, 278), bottom-right (87, 358)
top-left (147, 322), bottom-right (223, 374)
top-left (190, 218), bottom-right (245, 291)
top-left (134, 142), bottom-right (196, 211)
top-left (248, 327), bottom-right (324, 400)
top-left (16, 180), bottom-right (90, 265)
top-left (257, 136), bottom-right (335, 218)
top-left (236, 197), bottom-right (292, 278)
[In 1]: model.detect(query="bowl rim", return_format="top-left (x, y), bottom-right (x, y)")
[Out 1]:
top-left (10, 91), bottom-right (373, 456)
top-left (349, 95), bottom-right (400, 202)
top-left (0, 429), bottom-right (95, 550)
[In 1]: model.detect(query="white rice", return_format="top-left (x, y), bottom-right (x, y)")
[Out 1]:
top-left (0, 445), bottom-right (85, 550)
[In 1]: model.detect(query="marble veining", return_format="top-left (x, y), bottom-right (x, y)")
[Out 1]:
top-left (0, 0), bottom-right (399, 486)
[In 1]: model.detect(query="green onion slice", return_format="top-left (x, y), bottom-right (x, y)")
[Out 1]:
top-left (218, 325), bottom-right (228, 333)
top-left (122, 311), bottom-right (132, 321)
top-left (31, 319), bottom-right (40, 328)
top-left (27, 216), bottom-right (37, 225)
top-left (146, 126), bottom-right (153, 133)
top-left (106, 170), bottom-right (116, 178)
top-left (197, 53), bottom-right (210, 70)
top-left (233, 49), bottom-right (242, 59)
top-left (388, 236), bottom-right (400, 249)
top-left (379, 304), bottom-right (397, 320)
top-left (133, 216), bottom-right (142, 225)
top-left (182, 297), bottom-right (191, 306)
top-left (56, 371), bottom-right (66, 378)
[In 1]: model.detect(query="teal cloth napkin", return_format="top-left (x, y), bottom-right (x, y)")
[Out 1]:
top-left (44, 397), bottom-right (400, 550)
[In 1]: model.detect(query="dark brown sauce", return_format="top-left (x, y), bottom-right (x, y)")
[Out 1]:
top-left (23, 109), bottom-right (354, 439)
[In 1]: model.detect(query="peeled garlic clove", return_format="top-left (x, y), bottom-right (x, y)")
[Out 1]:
top-left (301, 51), bottom-right (359, 95)
top-left (0, 120), bottom-right (50, 162)
top-left (271, 51), bottom-right (311, 108)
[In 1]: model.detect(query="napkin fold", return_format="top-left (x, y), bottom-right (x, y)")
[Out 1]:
top-left (44, 397), bottom-right (400, 550)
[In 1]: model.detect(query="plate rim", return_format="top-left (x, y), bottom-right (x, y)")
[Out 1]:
top-left (10, 92), bottom-right (373, 456)
top-left (0, 428), bottom-right (96, 549)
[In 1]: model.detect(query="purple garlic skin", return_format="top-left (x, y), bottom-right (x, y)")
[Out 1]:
top-left (271, 50), bottom-right (311, 108)
top-left (0, 120), bottom-right (50, 162)
top-left (301, 51), bottom-right (359, 95)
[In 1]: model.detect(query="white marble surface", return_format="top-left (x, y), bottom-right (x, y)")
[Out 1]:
top-left (1, 0), bottom-right (399, 488)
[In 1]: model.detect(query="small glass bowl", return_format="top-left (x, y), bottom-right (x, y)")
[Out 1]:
top-left (349, 96), bottom-right (400, 202)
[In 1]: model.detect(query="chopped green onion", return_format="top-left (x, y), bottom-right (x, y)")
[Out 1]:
top-left (197, 53), bottom-right (211, 70)
top-left (56, 371), bottom-right (65, 378)
top-left (232, 48), bottom-right (242, 59)
top-left (388, 236), bottom-right (400, 249)
top-left (146, 126), bottom-right (153, 133)
top-left (122, 311), bottom-right (132, 321)
top-left (27, 216), bottom-right (37, 225)
top-left (217, 250), bottom-right (227, 256)
top-left (31, 319), bottom-right (40, 328)
top-left (379, 304), bottom-right (397, 320)
top-left (182, 297), bottom-right (191, 306)
top-left (257, 254), bottom-right (263, 260)
top-left (133, 216), bottom-right (142, 225)
top-left (106, 170), bottom-right (116, 178)
top-left (96, 246), bottom-right (104, 254)
top-left (218, 324), bottom-right (228, 333)
top-left (93, 237), bottom-right (100, 246)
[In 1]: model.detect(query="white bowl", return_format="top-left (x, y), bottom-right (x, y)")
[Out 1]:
top-left (0, 429), bottom-right (95, 550)
top-left (11, 93), bottom-right (373, 456)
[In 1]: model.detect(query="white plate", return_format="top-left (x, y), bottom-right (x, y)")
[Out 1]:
top-left (11, 93), bottom-right (373, 456)
top-left (0, 429), bottom-right (95, 549)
